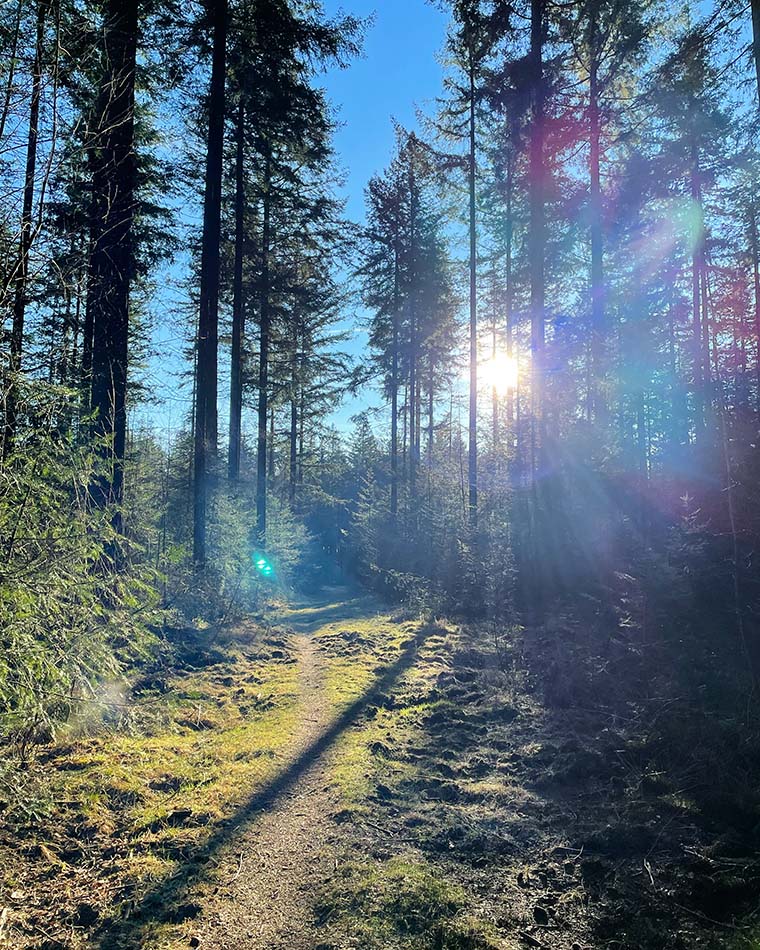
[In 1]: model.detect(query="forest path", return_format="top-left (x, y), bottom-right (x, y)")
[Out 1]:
top-left (169, 588), bottom-right (384, 950)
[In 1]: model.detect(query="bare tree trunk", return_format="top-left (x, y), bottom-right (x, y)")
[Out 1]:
top-left (427, 363), bottom-right (434, 468)
top-left (701, 262), bottom-right (712, 430)
top-left (0, 0), bottom-right (23, 144)
top-left (588, 6), bottom-right (605, 421)
top-left (390, 242), bottom-right (400, 518)
top-left (288, 378), bottom-right (298, 507)
top-left (491, 285), bottom-right (498, 459)
top-left (81, 149), bottom-right (97, 406)
top-left (298, 388), bottom-right (304, 485)
top-left (528, 0), bottom-right (547, 616)
top-left (750, 203), bottom-right (760, 415)
top-left (529, 0), bottom-right (546, 484)
top-left (691, 138), bottom-right (705, 442)
top-left (268, 405), bottom-right (275, 479)
top-left (752, 0), bottom-right (760, 106)
top-left (4, 0), bottom-right (48, 459)
top-left (256, 151), bottom-right (272, 543)
top-left (193, 0), bottom-right (227, 566)
top-left (467, 49), bottom-right (478, 527)
top-left (228, 96), bottom-right (245, 481)
top-left (505, 147), bottom-right (515, 469)
top-left (88, 0), bottom-right (138, 524)
top-left (408, 145), bottom-right (418, 501)
top-left (289, 306), bottom-right (299, 505)
top-left (402, 382), bottom-right (408, 484)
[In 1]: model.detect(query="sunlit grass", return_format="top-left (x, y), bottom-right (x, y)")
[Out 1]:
top-left (318, 856), bottom-right (502, 949)
top-left (0, 627), bottom-right (304, 945)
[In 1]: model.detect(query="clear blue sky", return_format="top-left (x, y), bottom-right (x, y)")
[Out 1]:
top-left (321, 0), bottom-right (449, 225)
top-left (317, 0), bottom-right (451, 428)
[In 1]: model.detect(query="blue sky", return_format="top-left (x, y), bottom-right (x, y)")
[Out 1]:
top-left (322, 0), bottom-right (449, 225)
top-left (306, 0), bottom-right (451, 429)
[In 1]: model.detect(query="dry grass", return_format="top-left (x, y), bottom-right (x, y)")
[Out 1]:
top-left (0, 621), bottom-right (302, 948)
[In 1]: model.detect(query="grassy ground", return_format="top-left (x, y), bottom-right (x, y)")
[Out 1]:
top-left (312, 612), bottom-right (760, 950)
top-left (0, 620), bottom-right (303, 948)
top-left (3, 594), bottom-right (760, 949)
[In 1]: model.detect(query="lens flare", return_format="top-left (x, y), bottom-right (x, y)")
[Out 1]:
top-left (253, 552), bottom-right (274, 577)
top-left (480, 352), bottom-right (518, 397)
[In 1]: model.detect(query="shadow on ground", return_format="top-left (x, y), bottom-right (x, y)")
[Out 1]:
top-left (93, 607), bottom-right (430, 949)
top-left (275, 590), bottom-right (384, 632)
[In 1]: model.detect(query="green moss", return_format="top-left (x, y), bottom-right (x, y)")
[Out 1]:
top-left (318, 857), bottom-right (502, 949)
top-left (0, 626), bottom-right (304, 946)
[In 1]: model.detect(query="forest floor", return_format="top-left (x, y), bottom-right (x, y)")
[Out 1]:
top-left (1, 588), bottom-right (759, 949)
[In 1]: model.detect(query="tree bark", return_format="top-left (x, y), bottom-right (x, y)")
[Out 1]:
top-left (193, 0), bottom-right (227, 566)
top-left (467, 49), bottom-right (478, 528)
top-left (268, 405), bottom-right (275, 479)
top-left (750, 203), bottom-right (760, 415)
top-left (4, 0), bottom-right (48, 459)
top-left (505, 145), bottom-right (515, 467)
top-left (88, 0), bottom-right (138, 523)
top-left (529, 0), bottom-right (546, 483)
top-left (588, 6), bottom-right (605, 421)
top-left (0, 0), bottom-right (23, 145)
top-left (289, 359), bottom-right (298, 505)
top-left (427, 363), bottom-right (434, 468)
top-left (752, 0), bottom-right (760, 106)
top-left (256, 151), bottom-right (272, 543)
top-left (408, 143), bottom-right (419, 500)
top-left (228, 95), bottom-right (245, 481)
top-left (691, 138), bottom-right (704, 441)
top-left (390, 239), bottom-right (400, 518)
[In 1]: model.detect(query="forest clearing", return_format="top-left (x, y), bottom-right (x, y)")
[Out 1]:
top-left (3, 0), bottom-right (760, 946)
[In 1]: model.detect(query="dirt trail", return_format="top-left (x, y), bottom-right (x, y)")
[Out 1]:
top-left (175, 596), bottom-right (355, 950)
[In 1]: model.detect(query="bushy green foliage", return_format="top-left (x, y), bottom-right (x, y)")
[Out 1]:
top-left (0, 392), bottom-right (159, 749)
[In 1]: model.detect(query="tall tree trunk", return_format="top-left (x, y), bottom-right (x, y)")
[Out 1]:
top-left (408, 147), bottom-right (418, 500)
top-left (750, 203), bottom-right (760, 415)
top-left (288, 386), bottom-right (298, 507)
top-left (491, 283), bottom-right (498, 460)
top-left (289, 307), bottom-right (299, 505)
top-left (390, 240), bottom-right (400, 518)
top-left (588, 7), bottom-right (605, 421)
top-left (427, 363), bottom-right (434, 468)
top-left (0, 0), bottom-right (23, 145)
top-left (192, 0), bottom-right (227, 566)
top-left (701, 262), bottom-right (712, 424)
top-left (529, 0), bottom-right (546, 483)
top-left (4, 0), bottom-right (47, 459)
top-left (256, 151), bottom-right (272, 543)
top-left (527, 0), bottom-right (547, 615)
top-left (228, 96), bottom-right (245, 481)
top-left (298, 388), bottom-right (304, 485)
top-left (81, 150), bottom-right (97, 405)
top-left (505, 146), bottom-right (514, 466)
top-left (415, 378), bottom-right (422, 473)
top-left (691, 139), bottom-right (704, 441)
top-left (752, 0), bottom-right (760, 105)
top-left (402, 382), bottom-right (408, 483)
top-left (88, 0), bottom-right (138, 523)
top-left (467, 49), bottom-right (478, 527)
top-left (268, 405), bottom-right (275, 478)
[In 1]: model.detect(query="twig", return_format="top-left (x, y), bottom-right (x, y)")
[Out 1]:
top-left (229, 851), bottom-right (244, 882)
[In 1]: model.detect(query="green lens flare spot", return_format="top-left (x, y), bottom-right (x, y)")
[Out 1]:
top-left (253, 552), bottom-right (274, 577)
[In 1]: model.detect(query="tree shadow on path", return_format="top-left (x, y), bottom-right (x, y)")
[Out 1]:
top-left (274, 590), bottom-right (385, 632)
top-left (94, 619), bottom-right (431, 949)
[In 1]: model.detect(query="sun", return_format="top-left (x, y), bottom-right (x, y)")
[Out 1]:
top-left (479, 352), bottom-right (518, 397)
